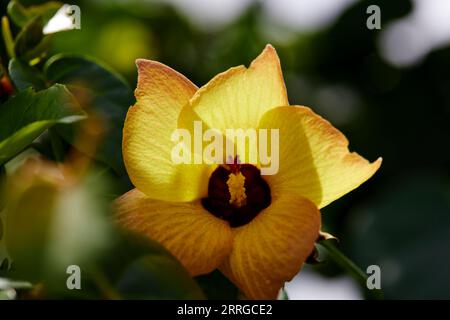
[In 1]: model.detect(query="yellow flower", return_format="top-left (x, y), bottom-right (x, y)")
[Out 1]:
top-left (114, 45), bottom-right (381, 299)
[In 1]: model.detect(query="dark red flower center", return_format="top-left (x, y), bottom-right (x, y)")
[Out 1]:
top-left (202, 162), bottom-right (271, 227)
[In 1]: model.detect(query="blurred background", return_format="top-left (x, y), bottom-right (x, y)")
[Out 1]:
top-left (1, 0), bottom-right (450, 299)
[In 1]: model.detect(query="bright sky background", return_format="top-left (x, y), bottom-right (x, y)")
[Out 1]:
top-left (379, 0), bottom-right (450, 67)
top-left (164, 0), bottom-right (450, 67)
top-left (49, 0), bottom-right (450, 67)
top-left (285, 267), bottom-right (362, 300)
top-left (164, 0), bottom-right (357, 31)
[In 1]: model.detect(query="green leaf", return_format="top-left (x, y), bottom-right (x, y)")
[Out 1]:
top-left (8, 58), bottom-right (47, 90)
top-left (7, 0), bottom-right (31, 28)
top-left (44, 54), bottom-right (134, 175)
top-left (25, 1), bottom-right (63, 24)
top-left (13, 16), bottom-right (47, 61)
top-left (7, 0), bottom-right (62, 28)
top-left (0, 84), bottom-right (85, 165)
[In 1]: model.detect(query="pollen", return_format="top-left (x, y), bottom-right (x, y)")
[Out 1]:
top-left (227, 172), bottom-right (247, 207)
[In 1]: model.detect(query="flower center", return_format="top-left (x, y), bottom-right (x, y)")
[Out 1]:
top-left (202, 162), bottom-right (271, 227)
top-left (227, 171), bottom-right (247, 207)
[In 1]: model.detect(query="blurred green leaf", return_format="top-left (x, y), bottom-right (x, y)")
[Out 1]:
top-left (195, 270), bottom-right (238, 300)
top-left (0, 276), bottom-right (32, 300)
top-left (42, 227), bottom-right (206, 299)
top-left (2, 160), bottom-right (201, 299)
top-left (8, 58), bottom-right (46, 90)
top-left (0, 290), bottom-right (15, 300)
top-left (94, 231), bottom-right (205, 300)
top-left (3, 164), bottom-right (113, 287)
top-left (0, 217), bottom-right (9, 272)
top-left (5, 181), bottom-right (58, 281)
top-left (0, 277), bottom-right (32, 290)
top-left (348, 172), bottom-right (450, 299)
top-left (0, 212), bottom-right (3, 240)
top-left (0, 84), bottom-right (85, 165)
top-left (0, 165), bottom-right (5, 210)
top-left (44, 54), bottom-right (134, 175)
top-left (116, 255), bottom-right (205, 299)
top-left (0, 165), bottom-right (10, 271)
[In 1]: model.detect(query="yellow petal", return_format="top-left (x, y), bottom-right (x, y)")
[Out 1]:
top-left (185, 44), bottom-right (288, 132)
top-left (259, 106), bottom-right (382, 208)
top-left (123, 59), bottom-right (212, 202)
top-left (114, 188), bottom-right (233, 276)
top-left (220, 194), bottom-right (320, 300)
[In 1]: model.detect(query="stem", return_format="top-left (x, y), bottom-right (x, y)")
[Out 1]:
top-left (318, 239), bottom-right (384, 300)
top-left (278, 287), bottom-right (289, 300)
top-left (87, 265), bottom-right (122, 300)
top-left (1, 16), bottom-right (15, 59)
top-left (319, 240), bottom-right (367, 283)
